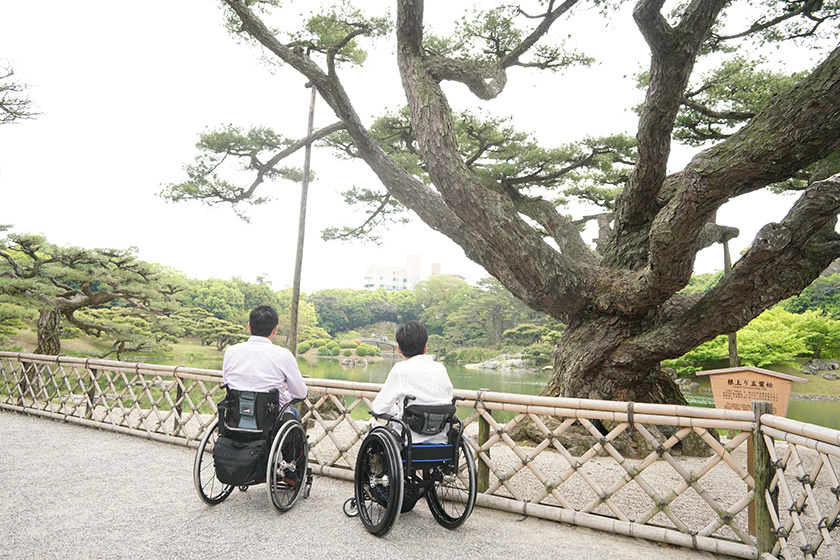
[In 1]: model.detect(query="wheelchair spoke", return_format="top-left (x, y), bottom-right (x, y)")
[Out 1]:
top-left (354, 428), bottom-right (403, 536)
top-left (193, 419), bottom-right (234, 505)
top-left (267, 421), bottom-right (308, 513)
top-left (426, 439), bottom-right (477, 529)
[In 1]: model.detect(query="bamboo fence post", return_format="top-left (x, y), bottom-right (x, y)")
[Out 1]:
top-left (477, 388), bottom-right (491, 493)
top-left (85, 366), bottom-right (97, 420)
top-left (174, 369), bottom-right (184, 436)
top-left (17, 357), bottom-right (30, 406)
top-left (752, 400), bottom-right (776, 555)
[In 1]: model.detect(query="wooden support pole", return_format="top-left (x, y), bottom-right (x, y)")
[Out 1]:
top-left (751, 400), bottom-right (776, 555)
top-left (477, 389), bottom-right (491, 493)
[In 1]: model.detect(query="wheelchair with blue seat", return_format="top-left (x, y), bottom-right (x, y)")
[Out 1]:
top-left (344, 395), bottom-right (477, 536)
top-left (193, 386), bottom-right (312, 513)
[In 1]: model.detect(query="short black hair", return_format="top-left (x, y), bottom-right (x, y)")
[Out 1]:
top-left (249, 305), bottom-right (279, 337)
top-left (395, 320), bottom-right (428, 358)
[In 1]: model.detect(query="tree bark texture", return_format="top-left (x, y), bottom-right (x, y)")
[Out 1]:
top-left (34, 309), bottom-right (61, 356)
top-left (223, 0), bottom-right (840, 404)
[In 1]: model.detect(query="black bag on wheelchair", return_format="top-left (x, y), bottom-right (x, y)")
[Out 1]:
top-left (212, 388), bottom-right (280, 486)
top-left (403, 403), bottom-right (456, 436)
top-left (213, 436), bottom-right (268, 486)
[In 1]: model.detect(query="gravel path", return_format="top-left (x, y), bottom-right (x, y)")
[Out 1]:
top-left (1, 410), bottom-right (728, 560)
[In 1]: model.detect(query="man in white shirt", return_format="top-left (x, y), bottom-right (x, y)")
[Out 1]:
top-left (370, 320), bottom-right (453, 444)
top-left (222, 305), bottom-right (307, 409)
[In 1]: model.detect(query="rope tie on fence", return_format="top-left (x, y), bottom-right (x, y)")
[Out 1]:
top-left (687, 530), bottom-right (698, 550)
top-left (772, 458), bottom-right (785, 470)
top-left (789, 501), bottom-right (807, 515)
top-left (796, 473), bottom-right (812, 486)
top-left (55, 354), bottom-right (65, 364)
top-left (830, 485), bottom-right (840, 497)
top-left (771, 526), bottom-right (791, 539)
top-left (799, 544), bottom-right (815, 556)
top-left (475, 389), bottom-right (487, 410)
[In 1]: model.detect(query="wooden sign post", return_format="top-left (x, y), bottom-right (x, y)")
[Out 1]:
top-left (695, 366), bottom-right (807, 536)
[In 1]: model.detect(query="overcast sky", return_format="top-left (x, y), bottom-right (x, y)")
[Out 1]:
top-left (0, 1), bottom-right (810, 293)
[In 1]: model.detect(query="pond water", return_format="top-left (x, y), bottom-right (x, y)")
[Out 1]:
top-left (155, 356), bottom-right (840, 430)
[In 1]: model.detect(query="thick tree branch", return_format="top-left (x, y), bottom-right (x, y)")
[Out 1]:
top-left (597, 42), bottom-right (840, 316)
top-left (626, 173), bottom-right (840, 365)
top-left (608, 0), bottom-right (729, 269)
top-left (395, 0), bottom-right (594, 314)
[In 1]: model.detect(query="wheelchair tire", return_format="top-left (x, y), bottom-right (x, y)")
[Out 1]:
top-left (354, 427), bottom-right (403, 537)
top-left (267, 420), bottom-right (308, 513)
top-left (425, 438), bottom-right (477, 529)
top-left (193, 419), bottom-right (235, 505)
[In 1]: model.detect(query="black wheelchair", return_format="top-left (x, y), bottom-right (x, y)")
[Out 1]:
top-left (343, 396), bottom-right (477, 536)
top-left (193, 386), bottom-right (312, 513)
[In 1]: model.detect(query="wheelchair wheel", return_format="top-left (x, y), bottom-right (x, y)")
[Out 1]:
top-left (354, 427), bottom-right (403, 537)
top-left (193, 419), bottom-right (234, 505)
top-left (267, 420), bottom-right (308, 513)
top-left (425, 438), bottom-right (477, 529)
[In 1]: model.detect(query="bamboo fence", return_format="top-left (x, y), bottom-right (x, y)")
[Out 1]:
top-left (2, 351), bottom-right (839, 559)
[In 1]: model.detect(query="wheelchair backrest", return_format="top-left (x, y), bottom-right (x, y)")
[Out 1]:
top-left (403, 403), bottom-right (457, 436)
top-left (219, 387), bottom-right (280, 436)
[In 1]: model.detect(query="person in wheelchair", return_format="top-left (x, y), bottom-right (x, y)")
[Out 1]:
top-left (365, 321), bottom-right (468, 516)
top-left (369, 320), bottom-right (453, 444)
top-left (347, 321), bottom-right (476, 535)
top-left (193, 305), bottom-right (311, 513)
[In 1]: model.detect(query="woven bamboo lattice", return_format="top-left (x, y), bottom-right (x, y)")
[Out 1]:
top-left (758, 415), bottom-right (840, 560)
top-left (2, 351), bottom-right (839, 559)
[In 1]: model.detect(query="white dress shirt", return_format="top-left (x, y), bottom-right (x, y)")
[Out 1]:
top-left (222, 336), bottom-right (307, 405)
top-left (371, 354), bottom-right (454, 443)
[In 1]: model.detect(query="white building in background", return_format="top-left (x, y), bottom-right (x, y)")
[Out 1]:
top-left (363, 255), bottom-right (422, 291)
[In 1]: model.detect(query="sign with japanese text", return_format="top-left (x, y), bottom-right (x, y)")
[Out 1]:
top-left (695, 366), bottom-right (807, 417)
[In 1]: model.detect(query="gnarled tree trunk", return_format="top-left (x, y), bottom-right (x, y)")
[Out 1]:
top-left (34, 309), bottom-right (61, 356)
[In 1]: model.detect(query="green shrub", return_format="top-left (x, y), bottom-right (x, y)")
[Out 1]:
top-left (330, 347), bottom-right (341, 356)
top-left (339, 340), bottom-right (359, 349)
top-left (296, 341), bottom-right (311, 354)
top-left (457, 347), bottom-right (496, 363)
top-left (343, 349), bottom-right (352, 356)
top-left (356, 345), bottom-right (368, 356)
top-left (317, 346), bottom-right (332, 356)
